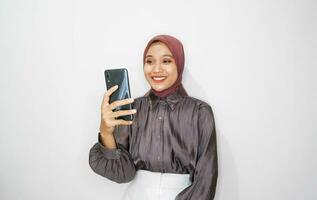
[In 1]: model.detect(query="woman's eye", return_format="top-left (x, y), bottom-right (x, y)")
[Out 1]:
top-left (146, 60), bottom-right (152, 64)
top-left (163, 60), bottom-right (171, 64)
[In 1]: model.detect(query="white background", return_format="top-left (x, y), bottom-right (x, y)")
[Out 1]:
top-left (0, 0), bottom-right (316, 199)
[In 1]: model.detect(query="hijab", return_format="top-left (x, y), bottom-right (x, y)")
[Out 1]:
top-left (143, 34), bottom-right (188, 98)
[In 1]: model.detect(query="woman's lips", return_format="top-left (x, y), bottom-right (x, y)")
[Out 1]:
top-left (152, 76), bottom-right (167, 83)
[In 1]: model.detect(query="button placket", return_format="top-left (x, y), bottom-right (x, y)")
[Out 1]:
top-left (158, 114), bottom-right (162, 161)
top-left (158, 116), bottom-right (162, 139)
top-left (157, 103), bottom-right (165, 164)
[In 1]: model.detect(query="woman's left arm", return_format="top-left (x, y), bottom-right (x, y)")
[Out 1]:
top-left (176, 104), bottom-right (218, 200)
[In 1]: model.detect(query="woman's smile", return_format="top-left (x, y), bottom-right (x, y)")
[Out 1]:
top-left (152, 76), bottom-right (167, 83)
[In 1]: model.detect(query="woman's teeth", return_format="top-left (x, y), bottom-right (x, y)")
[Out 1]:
top-left (153, 77), bottom-right (166, 81)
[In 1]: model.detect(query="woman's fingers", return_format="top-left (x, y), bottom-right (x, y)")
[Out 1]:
top-left (114, 119), bottom-right (134, 126)
top-left (109, 98), bottom-right (134, 110)
top-left (111, 109), bottom-right (137, 118)
top-left (102, 85), bottom-right (118, 106)
top-left (100, 85), bottom-right (136, 128)
top-left (105, 116), bottom-right (134, 127)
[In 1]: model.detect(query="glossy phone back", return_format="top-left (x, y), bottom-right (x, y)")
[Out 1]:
top-left (104, 68), bottom-right (133, 121)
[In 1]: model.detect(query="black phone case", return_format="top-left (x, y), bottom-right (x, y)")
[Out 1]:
top-left (104, 68), bottom-right (133, 121)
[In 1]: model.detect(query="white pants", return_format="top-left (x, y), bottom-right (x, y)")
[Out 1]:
top-left (121, 170), bottom-right (192, 200)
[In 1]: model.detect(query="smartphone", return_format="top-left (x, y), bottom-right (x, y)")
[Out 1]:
top-left (104, 68), bottom-right (133, 121)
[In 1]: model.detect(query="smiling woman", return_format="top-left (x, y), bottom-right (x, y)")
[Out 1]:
top-left (142, 35), bottom-right (188, 98)
top-left (89, 34), bottom-right (218, 200)
top-left (143, 41), bottom-right (178, 92)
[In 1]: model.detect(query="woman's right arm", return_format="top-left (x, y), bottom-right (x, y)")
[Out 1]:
top-left (88, 85), bottom-right (137, 183)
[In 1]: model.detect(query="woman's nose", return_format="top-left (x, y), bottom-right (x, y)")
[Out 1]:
top-left (153, 63), bottom-right (162, 72)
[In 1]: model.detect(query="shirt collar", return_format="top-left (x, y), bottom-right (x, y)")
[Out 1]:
top-left (146, 89), bottom-right (185, 110)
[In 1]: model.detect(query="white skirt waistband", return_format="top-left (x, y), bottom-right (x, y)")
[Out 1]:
top-left (132, 169), bottom-right (191, 189)
top-left (122, 170), bottom-right (192, 200)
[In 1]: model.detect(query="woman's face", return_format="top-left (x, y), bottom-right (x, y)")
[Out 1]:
top-left (144, 42), bottom-right (178, 92)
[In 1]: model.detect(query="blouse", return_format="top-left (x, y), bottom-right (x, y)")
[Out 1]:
top-left (89, 89), bottom-right (218, 200)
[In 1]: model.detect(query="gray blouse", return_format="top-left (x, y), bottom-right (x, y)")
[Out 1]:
top-left (89, 89), bottom-right (218, 200)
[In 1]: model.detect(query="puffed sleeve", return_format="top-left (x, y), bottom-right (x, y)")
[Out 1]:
top-left (88, 124), bottom-right (136, 183)
top-left (176, 104), bottom-right (218, 200)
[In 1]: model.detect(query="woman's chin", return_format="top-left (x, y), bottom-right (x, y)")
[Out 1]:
top-left (151, 85), bottom-right (167, 92)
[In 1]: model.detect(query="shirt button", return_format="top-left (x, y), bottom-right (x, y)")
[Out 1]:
top-left (158, 135), bottom-right (160, 138)
top-left (158, 116), bottom-right (162, 120)
top-left (158, 156), bottom-right (160, 160)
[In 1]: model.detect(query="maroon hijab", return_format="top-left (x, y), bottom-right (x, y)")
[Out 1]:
top-left (143, 34), bottom-right (188, 98)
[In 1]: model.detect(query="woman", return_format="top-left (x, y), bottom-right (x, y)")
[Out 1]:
top-left (89, 34), bottom-right (218, 200)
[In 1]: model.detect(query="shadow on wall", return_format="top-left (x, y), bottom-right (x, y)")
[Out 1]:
top-left (215, 132), bottom-right (240, 200)
top-left (184, 70), bottom-right (240, 199)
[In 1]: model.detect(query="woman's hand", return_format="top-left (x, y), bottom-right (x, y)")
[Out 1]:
top-left (100, 85), bottom-right (137, 137)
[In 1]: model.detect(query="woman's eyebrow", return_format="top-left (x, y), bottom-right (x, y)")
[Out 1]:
top-left (145, 54), bottom-right (173, 58)
top-left (162, 54), bottom-right (173, 58)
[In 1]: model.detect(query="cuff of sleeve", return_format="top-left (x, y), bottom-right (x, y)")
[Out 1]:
top-left (98, 132), bottom-right (122, 159)
top-left (97, 142), bottom-right (122, 159)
